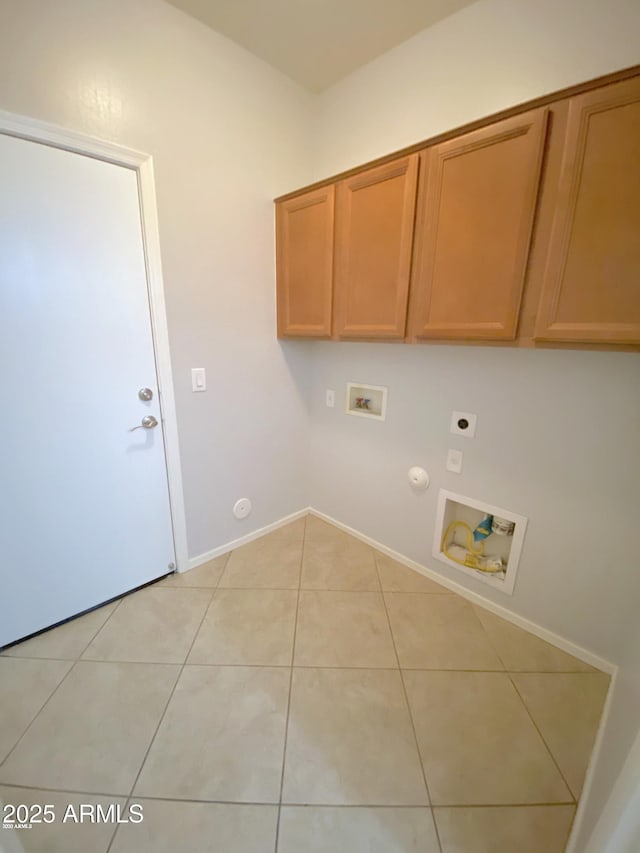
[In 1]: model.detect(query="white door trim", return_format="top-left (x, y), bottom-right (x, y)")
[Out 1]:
top-left (0, 108), bottom-right (189, 571)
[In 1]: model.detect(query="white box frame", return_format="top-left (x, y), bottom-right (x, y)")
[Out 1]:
top-left (433, 489), bottom-right (528, 595)
top-left (345, 382), bottom-right (388, 420)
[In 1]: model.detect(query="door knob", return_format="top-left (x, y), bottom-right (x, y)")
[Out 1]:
top-left (138, 387), bottom-right (153, 401)
top-left (129, 415), bottom-right (158, 432)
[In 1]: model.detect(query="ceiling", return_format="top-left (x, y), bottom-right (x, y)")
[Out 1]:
top-left (165, 0), bottom-right (478, 92)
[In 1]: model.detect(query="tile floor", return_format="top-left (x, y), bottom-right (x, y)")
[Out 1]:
top-left (0, 515), bottom-right (609, 852)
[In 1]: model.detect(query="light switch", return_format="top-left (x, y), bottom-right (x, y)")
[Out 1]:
top-left (191, 367), bottom-right (206, 392)
top-left (446, 449), bottom-right (463, 474)
top-left (326, 389), bottom-right (335, 408)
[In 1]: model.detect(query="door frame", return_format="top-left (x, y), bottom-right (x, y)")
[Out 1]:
top-left (0, 108), bottom-right (189, 571)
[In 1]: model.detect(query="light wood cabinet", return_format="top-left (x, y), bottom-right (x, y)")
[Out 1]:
top-left (408, 108), bottom-right (548, 341)
top-left (333, 155), bottom-right (419, 339)
top-left (274, 69), bottom-right (640, 351)
top-left (276, 185), bottom-right (334, 338)
top-left (534, 76), bottom-right (640, 344)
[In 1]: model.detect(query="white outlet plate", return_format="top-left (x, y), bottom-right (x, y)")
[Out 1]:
top-left (446, 449), bottom-right (463, 473)
top-left (325, 388), bottom-right (335, 408)
top-left (451, 411), bottom-right (477, 438)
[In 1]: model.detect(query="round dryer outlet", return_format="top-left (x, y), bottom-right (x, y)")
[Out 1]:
top-left (233, 498), bottom-right (252, 519)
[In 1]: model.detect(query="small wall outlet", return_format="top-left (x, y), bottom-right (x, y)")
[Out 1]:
top-left (451, 411), bottom-right (477, 438)
top-left (446, 449), bottom-right (463, 473)
top-left (191, 367), bottom-right (206, 392)
top-left (325, 389), bottom-right (335, 408)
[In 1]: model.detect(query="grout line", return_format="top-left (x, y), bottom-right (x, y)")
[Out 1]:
top-left (125, 795), bottom-right (279, 807)
top-left (0, 652), bottom-right (596, 674)
top-left (211, 550), bottom-right (232, 587)
top-left (507, 674), bottom-right (577, 804)
top-left (280, 800), bottom-right (576, 809)
top-left (0, 599), bottom-right (124, 664)
top-left (274, 514), bottom-right (306, 853)
top-left (0, 782), bottom-right (130, 799)
top-left (120, 585), bottom-right (217, 807)
top-left (78, 598), bottom-right (124, 655)
top-left (430, 802), bottom-right (577, 809)
top-left (468, 604), bottom-right (512, 672)
top-left (373, 555), bottom-right (444, 853)
top-left (0, 658), bottom-right (79, 770)
top-left (475, 611), bottom-right (579, 804)
top-left (104, 795), bottom-right (129, 853)
top-left (12, 661), bottom-right (591, 674)
top-left (150, 583), bottom-right (223, 591)
top-left (212, 586), bottom-right (300, 593)
top-left (0, 782), bottom-right (576, 810)
top-left (216, 586), bottom-right (382, 592)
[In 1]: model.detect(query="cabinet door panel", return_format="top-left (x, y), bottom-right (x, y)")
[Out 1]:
top-left (276, 186), bottom-right (334, 337)
top-left (333, 155), bottom-right (419, 339)
top-left (409, 108), bottom-right (548, 340)
top-left (534, 77), bottom-right (640, 343)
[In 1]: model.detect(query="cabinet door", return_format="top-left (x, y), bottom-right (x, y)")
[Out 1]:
top-left (333, 155), bottom-right (419, 339)
top-left (276, 186), bottom-right (334, 338)
top-left (409, 108), bottom-right (548, 341)
top-left (534, 77), bottom-right (640, 344)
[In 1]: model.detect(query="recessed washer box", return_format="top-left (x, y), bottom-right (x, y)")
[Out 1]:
top-left (345, 382), bottom-right (387, 420)
top-left (433, 489), bottom-right (528, 595)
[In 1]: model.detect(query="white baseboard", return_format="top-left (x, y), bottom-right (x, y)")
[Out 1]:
top-left (309, 508), bottom-right (616, 675)
top-left (187, 504), bottom-right (616, 674)
top-left (185, 507), bottom-right (311, 571)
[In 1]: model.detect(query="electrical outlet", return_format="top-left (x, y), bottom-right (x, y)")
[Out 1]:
top-left (325, 388), bottom-right (335, 408)
top-left (450, 411), bottom-right (477, 438)
top-left (446, 449), bottom-right (463, 474)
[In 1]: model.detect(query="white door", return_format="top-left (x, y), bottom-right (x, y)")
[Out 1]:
top-left (0, 133), bottom-right (176, 647)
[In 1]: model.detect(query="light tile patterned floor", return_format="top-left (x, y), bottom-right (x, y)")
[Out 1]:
top-left (0, 515), bottom-right (609, 852)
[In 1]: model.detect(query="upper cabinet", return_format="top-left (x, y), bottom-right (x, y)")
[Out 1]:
top-left (534, 76), bottom-right (640, 344)
top-left (276, 185), bottom-right (334, 338)
top-left (408, 108), bottom-right (548, 341)
top-left (274, 69), bottom-right (640, 350)
top-left (333, 155), bottom-right (419, 339)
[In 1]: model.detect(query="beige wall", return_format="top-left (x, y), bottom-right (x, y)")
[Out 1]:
top-left (308, 0), bottom-right (640, 847)
top-left (0, 0), bottom-right (316, 558)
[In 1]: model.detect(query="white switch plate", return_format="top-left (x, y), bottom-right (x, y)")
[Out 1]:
top-left (446, 449), bottom-right (463, 474)
top-left (191, 367), bottom-right (206, 392)
top-left (325, 388), bottom-right (335, 408)
top-left (450, 411), bottom-right (477, 438)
